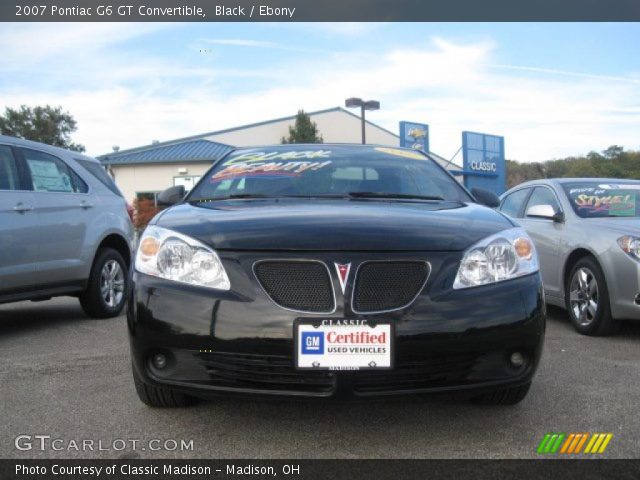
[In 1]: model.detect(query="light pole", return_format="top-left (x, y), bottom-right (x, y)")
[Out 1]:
top-left (345, 97), bottom-right (380, 144)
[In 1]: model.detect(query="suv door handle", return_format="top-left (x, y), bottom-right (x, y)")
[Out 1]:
top-left (13, 203), bottom-right (33, 213)
top-left (79, 201), bottom-right (94, 209)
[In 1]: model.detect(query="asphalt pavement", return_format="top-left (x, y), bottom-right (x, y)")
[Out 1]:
top-left (1, 297), bottom-right (638, 459)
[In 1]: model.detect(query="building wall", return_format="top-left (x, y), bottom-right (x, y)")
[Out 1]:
top-left (205, 109), bottom-right (398, 146)
top-left (110, 161), bottom-right (212, 203)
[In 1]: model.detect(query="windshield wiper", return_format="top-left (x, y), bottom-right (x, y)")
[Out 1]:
top-left (189, 192), bottom-right (447, 203)
top-left (346, 191), bottom-right (445, 201)
top-left (188, 194), bottom-right (277, 202)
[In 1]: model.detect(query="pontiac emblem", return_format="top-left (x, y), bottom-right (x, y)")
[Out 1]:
top-left (334, 263), bottom-right (351, 294)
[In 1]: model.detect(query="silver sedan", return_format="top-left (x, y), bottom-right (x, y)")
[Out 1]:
top-left (499, 178), bottom-right (640, 335)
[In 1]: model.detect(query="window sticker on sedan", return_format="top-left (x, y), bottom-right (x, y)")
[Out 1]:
top-left (570, 190), bottom-right (636, 217)
top-left (211, 160), bottom-right (332, 182)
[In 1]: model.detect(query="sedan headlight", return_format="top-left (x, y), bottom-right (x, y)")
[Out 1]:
top-left (617, 235), bottom-right (640, 260)
top-left (135, 225), bottom-right (230, 290)
top-left (453, 227), bottom-right (539, 289)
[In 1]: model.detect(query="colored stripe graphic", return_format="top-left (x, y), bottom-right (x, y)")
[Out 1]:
top-left (537, 434), bottom-right (552, 454)
top-left (539, 433), bottom-right (613, 455)
top-left (584, 434), bottom-right (599, 453)
top-left (597, 434), bottom-right (613, 453)
top-left (550, 434), bottom-right (565, 453)
top-left (591, 434), bottom-right (606, 453)
top-left (560, 433), bottom-right (575, 454)
top-left (574, 433), bottom-right (589, 453)
top-left (585, 433), bottom-right (613, 454)
top-left (537, 433), bottom-right (565, 454)
top-left (567, 433), bottom-right (583, 454)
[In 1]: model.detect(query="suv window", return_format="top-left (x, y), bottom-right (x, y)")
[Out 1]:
top-left (525, 187), bottom-right (560, 215)
top-left (20, 148), bottom-right (88, 193)
top-left (76, 158), bottom-right (123, 197)
top-left (499, 188), bottom-right (530, 218)
top-left (0, 146), bottom-right (20, 191)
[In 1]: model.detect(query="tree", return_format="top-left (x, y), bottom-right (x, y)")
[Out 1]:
top-left (505, 145), bottom-right (640, 188)
top-left (0, 105), bottom-right (85, 152)
top-left (281, 110), bottom-right (323, 144)
top-left (602, 145), bottom-right (624, 159)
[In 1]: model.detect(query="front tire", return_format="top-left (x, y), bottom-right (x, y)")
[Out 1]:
top-left (79, 248), bottom-right (128, 318)
top-left (565, 256), bottom-right (616, 336)
top-left (132, 364), bottom-right (197, 408)
top-left (471, 382), bottom-right (531, 405)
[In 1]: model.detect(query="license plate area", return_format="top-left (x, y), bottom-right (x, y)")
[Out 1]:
top-left (294, 319), bottom-right (393, 371)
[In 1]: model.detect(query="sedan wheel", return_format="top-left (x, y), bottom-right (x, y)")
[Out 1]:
top-left (565, 256), bottom-right (616, 336)
top-left (569, 267), bottom-right (599, 327)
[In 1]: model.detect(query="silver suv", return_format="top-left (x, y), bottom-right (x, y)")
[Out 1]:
top-left (0, 135), bottom-right (134, 318)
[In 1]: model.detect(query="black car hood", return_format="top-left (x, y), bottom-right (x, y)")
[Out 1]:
top-left (154, 199), bottom-right (514, 252)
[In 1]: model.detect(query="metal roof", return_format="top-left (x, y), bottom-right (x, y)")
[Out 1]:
top-left (98, 139), bottom-right (233, 166)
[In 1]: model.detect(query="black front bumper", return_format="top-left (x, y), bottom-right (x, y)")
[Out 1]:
top-left (128, 250), bottom-right (545, 400)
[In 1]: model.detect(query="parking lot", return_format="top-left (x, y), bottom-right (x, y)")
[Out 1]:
top-left (1, 297), bottom-right (638, 459)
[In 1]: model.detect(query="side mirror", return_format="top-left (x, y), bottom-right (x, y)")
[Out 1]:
top-left (526, 204), bottom-right (564, 223)
top-left (157, 185), bottom-right (185, 206)
top-left (471, 187), bottom-right (500, 208)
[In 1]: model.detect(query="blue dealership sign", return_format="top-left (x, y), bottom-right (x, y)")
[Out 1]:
top-left (399, 121), bottom-right (429, 152)
top-left (461, 131), bottom-right (506, 195)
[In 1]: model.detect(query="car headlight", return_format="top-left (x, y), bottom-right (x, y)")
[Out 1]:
top-left (617, 235), bottom-right (640, 260)
top-left (453, 227), bottom-right (539, 289)
top-left (135, 225), bottom-right (230, 290)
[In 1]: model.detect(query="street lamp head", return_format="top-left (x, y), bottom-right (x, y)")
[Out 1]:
top-left (345, 97), bottom-right (363, 108)
top-left (344, 97), bottom-right (381, 145)
top-left (363, 100), bottom-right (380, 111)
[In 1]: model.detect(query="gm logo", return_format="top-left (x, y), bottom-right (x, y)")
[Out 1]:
top-left (301, 332), bottom-right (324, 354)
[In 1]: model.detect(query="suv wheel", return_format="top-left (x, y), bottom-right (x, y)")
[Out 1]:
top-left (132, 363), bottom-right (197, 408)
top-left (80, 248), bottom-right (128, 318)
top-left (565, 256), bottom-right (617, 336)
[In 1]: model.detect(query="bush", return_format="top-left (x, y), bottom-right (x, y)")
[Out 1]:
top-left (133, 197), bottom-right (160, 231)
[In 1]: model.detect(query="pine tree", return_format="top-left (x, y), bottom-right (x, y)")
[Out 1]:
top-left (281, 110), bottom-right (323, 144)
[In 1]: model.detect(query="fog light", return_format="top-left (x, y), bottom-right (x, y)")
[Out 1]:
top-left (510, 352), bottom-right (525, 367)
top-left (152, 353), bottom-right (167, 369)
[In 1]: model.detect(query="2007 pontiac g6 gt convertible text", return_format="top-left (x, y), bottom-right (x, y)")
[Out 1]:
top-left (128, 144), bottom-right (545, 406)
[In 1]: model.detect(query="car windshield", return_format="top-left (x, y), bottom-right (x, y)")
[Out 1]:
top-left (187, 146), bottom-right (472, 203)
top-left (562, 181), bottom-right (640, 218)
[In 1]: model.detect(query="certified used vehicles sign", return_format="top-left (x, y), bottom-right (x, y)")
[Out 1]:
top-left (295, 320), bottom-right (392, 370)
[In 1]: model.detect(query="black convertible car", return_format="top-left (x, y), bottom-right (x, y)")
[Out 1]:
top-left (128, 144), bottom-right (545, 406)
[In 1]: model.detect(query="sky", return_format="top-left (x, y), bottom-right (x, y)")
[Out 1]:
top-left (0, 22), bottom-right (639, 162)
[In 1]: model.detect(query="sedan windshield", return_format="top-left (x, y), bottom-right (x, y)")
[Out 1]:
top-left (187, 146), bottom-right (472, 203)
top-left (562, 181), bottom-right (640, 218)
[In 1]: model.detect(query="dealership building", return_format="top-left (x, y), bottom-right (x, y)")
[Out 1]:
top-left (98, 107), bottom-right (457, 203)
